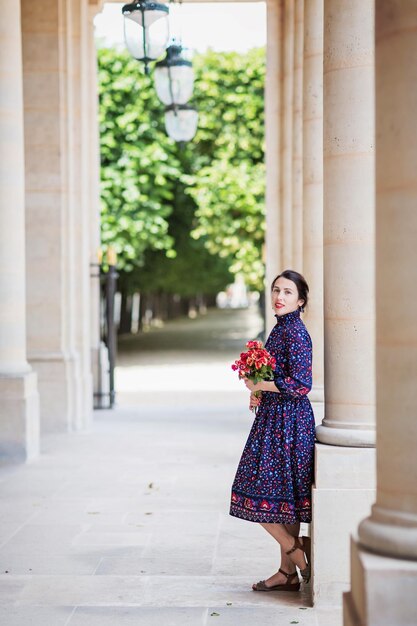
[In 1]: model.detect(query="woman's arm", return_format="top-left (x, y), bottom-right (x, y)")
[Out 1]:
top-left (244, 327), bottom-right (312, 397)
top-left (274, 327), bottom-right (312, 397)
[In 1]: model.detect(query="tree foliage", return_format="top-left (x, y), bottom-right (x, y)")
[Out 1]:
top-left (192, 49), bottom-right (265, 167)
top-left (98, 45), bottom-right (265, 293)
top-left (189, 49), bottom-right (266, 288)
top-left (99, 48), bottom-right (179, 272)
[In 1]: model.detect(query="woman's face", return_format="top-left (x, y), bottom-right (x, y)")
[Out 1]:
top-left (271, 276), bottom-right (304, 316)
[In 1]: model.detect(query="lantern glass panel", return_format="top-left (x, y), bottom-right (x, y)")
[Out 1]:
top-left (154, 64), bottom-right (195, 105)
top-left (165, 108), bottom-right (198, 142)
top-left (123, 12), bottom-right (169, 61)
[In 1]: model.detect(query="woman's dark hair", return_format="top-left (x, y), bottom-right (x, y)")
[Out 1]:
top-left (271, 269), bottom-right (309, 312)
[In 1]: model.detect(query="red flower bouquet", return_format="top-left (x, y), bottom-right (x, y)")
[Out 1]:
top-left (231, 340), bottom-right (276, 410)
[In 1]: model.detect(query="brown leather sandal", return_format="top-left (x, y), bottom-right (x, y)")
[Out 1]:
top-left (252, 569), bottom-right (300, 592)
top-left (286, 536), bottom-right (311, 583)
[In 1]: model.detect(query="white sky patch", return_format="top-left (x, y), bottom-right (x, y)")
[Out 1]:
top-left (94, 2), bottom-right (266, 52)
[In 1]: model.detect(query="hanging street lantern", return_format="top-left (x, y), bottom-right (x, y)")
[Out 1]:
top-left (164, 104), bottom-right (198, 142)
top-left (155, 44), bottom-right (198, 142)
top-left (154, 44), bottom-right (195, 106)
top-left (122, 2), bottom-right (170, 74)
top-left (122, 2), bottom-right (198, 142)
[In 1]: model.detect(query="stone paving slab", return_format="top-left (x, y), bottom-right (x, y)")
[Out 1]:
top-left (204, 606), bottom-right (316, 626)
top-left (14, 574), bottom-right (149, 606)
top-left (0, 606), bottom-right (73, 626)
top-left (68, 606), bottom-right (207, 626)
top-left (0, 551), bottom-right (101, 576)
top-left (68, 606), bottom-right (316, 626)
top-left (95, 555), bottom-right (214, 576)
top-left (141, 575), bottom-right (312, 608)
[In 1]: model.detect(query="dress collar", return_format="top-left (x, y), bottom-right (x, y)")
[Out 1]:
top-left (274, 308), bottom-right (301, 325)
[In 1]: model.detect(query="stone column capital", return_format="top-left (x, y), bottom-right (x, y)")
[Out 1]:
top-left (89, 0), bottom-right (105, 9)
top-left (89, 0), bottom-right (105, 19)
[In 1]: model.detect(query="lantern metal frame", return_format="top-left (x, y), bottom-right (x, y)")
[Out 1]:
top-left (122, 1), bottom-right (170, 74)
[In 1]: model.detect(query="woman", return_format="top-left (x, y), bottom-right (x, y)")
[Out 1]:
top-left (230, 269), bottom-right (315, 592)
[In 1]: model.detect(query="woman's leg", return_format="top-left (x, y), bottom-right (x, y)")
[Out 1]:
top-left (261, 522), bottom-right (307, 567)
top-left (254, 522), bottom-right (306, 588)
top-left (281, 522), bottom-right (301, 572)
top-left (262, 522), bottom-right (299, 573)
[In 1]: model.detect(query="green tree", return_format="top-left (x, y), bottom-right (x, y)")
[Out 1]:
top-left (98, 46), bottom-right (265, 292)
top-left (188, 49), bottom-right (266, 289)
top-left (191, 49), bottom-right (265, 166)
top-left (189, 160), bottom-right (265, 287)
top-left (98, 48), bottom-right (179, 272)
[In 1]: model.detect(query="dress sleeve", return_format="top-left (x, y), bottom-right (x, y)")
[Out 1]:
top-left (273, 326), bottom-right (312, 398)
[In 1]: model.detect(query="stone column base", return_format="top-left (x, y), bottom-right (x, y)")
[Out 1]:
top-left (316, 424), bottom-right (376, 447)
top-left (0, 371), bottom-right (39, 462)
top-left (312, 443), bottom-right (376, 606)
top-left (29, 352), bottom-right (81, 433)
top-left (343, 537), bottom-right (417, 626)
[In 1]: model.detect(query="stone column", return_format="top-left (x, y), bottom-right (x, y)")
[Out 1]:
top-left (67, 0), bottom-right (93, 428)
top-left (265, 0), bottom-right (283, 333)
top-left (344, 3), bottom-right (417, 623)
top-left (302, 0), bottom-right (324, 408)
top-left (88, 2), bottom-right (104, 407)
top-left (316, 0), bottom-right (376, 448)
top-left (312, 0), bottom-right (376, 606)
top-left (291, 0), bottom-right (303, 271)
top-left (21, 0), bottom-right (81, 432)
top-left (0, 0), bottom-right (39, 461)
top-left (280, 0), bottom-right (294, 269)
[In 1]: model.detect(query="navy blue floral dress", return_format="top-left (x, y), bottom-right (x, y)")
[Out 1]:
top-left (230, 309), bottom-right (315, 524)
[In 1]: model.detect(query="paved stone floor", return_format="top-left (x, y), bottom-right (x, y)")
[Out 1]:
top-left (0, 307), bottom-right (341, 625)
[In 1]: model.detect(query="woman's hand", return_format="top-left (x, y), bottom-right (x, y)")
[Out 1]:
top-left (244, 377), bottom-right (280, 394)
top-left (249, 392), bottom-right (262, 410)
top-left (243, 378), bottom-right (261, 393)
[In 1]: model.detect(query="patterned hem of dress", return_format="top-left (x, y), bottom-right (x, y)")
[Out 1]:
top-left (231, 490), bottom-right (312, 521)
top-left (229, 504), bottom-right (311, 524)
top-left (229, 504), bottom-right (312, 525)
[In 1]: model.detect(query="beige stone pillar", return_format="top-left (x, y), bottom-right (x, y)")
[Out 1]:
top-left (64, 0), bottom-right (82, 430)
top-left (265, 0), bottom-right (283, 333)
top-left (344, 3), bottom-right (417, 623)
top-left (22, 0), bottom-right (81, 432)
top-left (88, 2), bottom-right (104, 407)
top-left (280, 0), bottom-right (294, 269)
top-left (312, 0), bottom-right (376, 607)
top-left (0, 0), bottom-right (40, 461)
top-left (316, 0), bottom-right (376, 448)
top-left (302, 0), bottom-right (324, 407)
top-left (291, 0), bottom-right (303, 271)
top-left (67, 0), bottom-right (93, 428)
